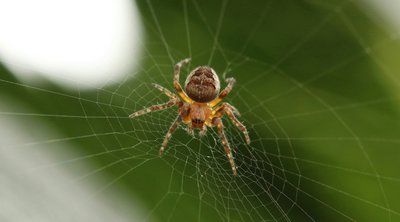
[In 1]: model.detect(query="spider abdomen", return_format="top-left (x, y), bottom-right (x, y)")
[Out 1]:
top-left (184, 66), bottom-right (220, 103)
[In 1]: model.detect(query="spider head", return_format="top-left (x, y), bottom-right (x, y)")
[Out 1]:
top-left (184, 66), bottom-right (220, 103)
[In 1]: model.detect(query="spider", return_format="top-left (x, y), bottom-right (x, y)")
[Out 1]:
top-left (129, 58), bottom-right (250, 176)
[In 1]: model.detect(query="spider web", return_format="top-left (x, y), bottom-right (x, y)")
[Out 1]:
top-left (1, 0), bottom-right (400, 221)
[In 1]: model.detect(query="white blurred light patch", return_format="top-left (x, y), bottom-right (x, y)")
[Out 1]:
top-left (358, 0), bottom-right (400, 34)
top-left (0, 97), bottom-right (148, 222)
top-left (0, 0), bottom-right (142, 89)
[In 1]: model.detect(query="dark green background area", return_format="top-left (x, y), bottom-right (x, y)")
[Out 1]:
top-left (1, 0), bottom-right (400, 221)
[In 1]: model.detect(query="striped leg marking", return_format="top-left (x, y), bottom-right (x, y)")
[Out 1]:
top-left (224, 109), bottom-right (250, 145)
top-left (173, 58), bottom-right (192, 103)
top-left (214, 118), bottom-right (237, 176)
top-left (186, 123), bottom-right (194, 136)
top-left (214, 103), bottom-right (250, 145)
top-left (210, 77), bottom-right (236, 107)
top-left (129, 99), bottom-right (178, 118)
top-left (152, 83), bottom-right (177, 99)
top-left (199, 125), bottom-right (207, 137)
top-left (159, 116), bottom-right (182, 156)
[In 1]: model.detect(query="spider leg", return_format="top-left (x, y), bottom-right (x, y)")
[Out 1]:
top-left (178, 103), bottom-right (193, 136)
top-left (173, 58), bottom-right (193, 103)
top-left (159, 116), bottom-right (182, 156)
top-left (129, 99), bottom-right (178, 118)
top-left (210, 77), bottom-right (236, 107)
top-left (152, 83), bottom-right (177, 99)
top-left (186, 123), bottom-right (194, 136)
top-left (213, 117), bottom-right (237, 176)
top-left (199, 125), bottom-right (207, 137)
top-left (221, 102), bottom-right (241, 117)
top-left (214, 103), bottom-right (250, 144)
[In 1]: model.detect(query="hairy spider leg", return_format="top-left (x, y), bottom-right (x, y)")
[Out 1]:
top-left (224, 102), bottom-right (241, 117)
top-left (174, 58), bottom-right (194, 104)
top-left (199, 125), bottom-right (207, 137)
top-left (152, 83), bottom-right (177, 99)
top-left (210, 77), bottom-right (236, 107)
top-left (213, 118), bottom-right (237, 176)
top-left (159, 116), bottom-right (182, 156)
top-left (176, 103), bottom-right (193, 136)
top-left (129, 99), bottom-right (179, 118)
top-left (214, 103), bottom-right (250, 144)
top-left (186, 123), bottom-right (194, 136)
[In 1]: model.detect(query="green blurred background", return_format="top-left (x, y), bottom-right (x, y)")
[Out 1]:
top-left (1, 0), bottom-right (400, 221)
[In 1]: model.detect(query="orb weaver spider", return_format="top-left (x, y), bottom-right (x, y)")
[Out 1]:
top-left (129, 58), bottom-right (250, 176)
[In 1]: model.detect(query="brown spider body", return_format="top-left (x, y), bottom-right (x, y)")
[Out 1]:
top-left (184, 103), bottom-right (211, 128)
top-left (129, 58), bottom-right (250, 176)
top-left (185, 66), bottom-right (220, 103)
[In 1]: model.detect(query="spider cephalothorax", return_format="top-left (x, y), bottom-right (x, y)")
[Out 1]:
top-left (129, 58), bottom-right (250, 176)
